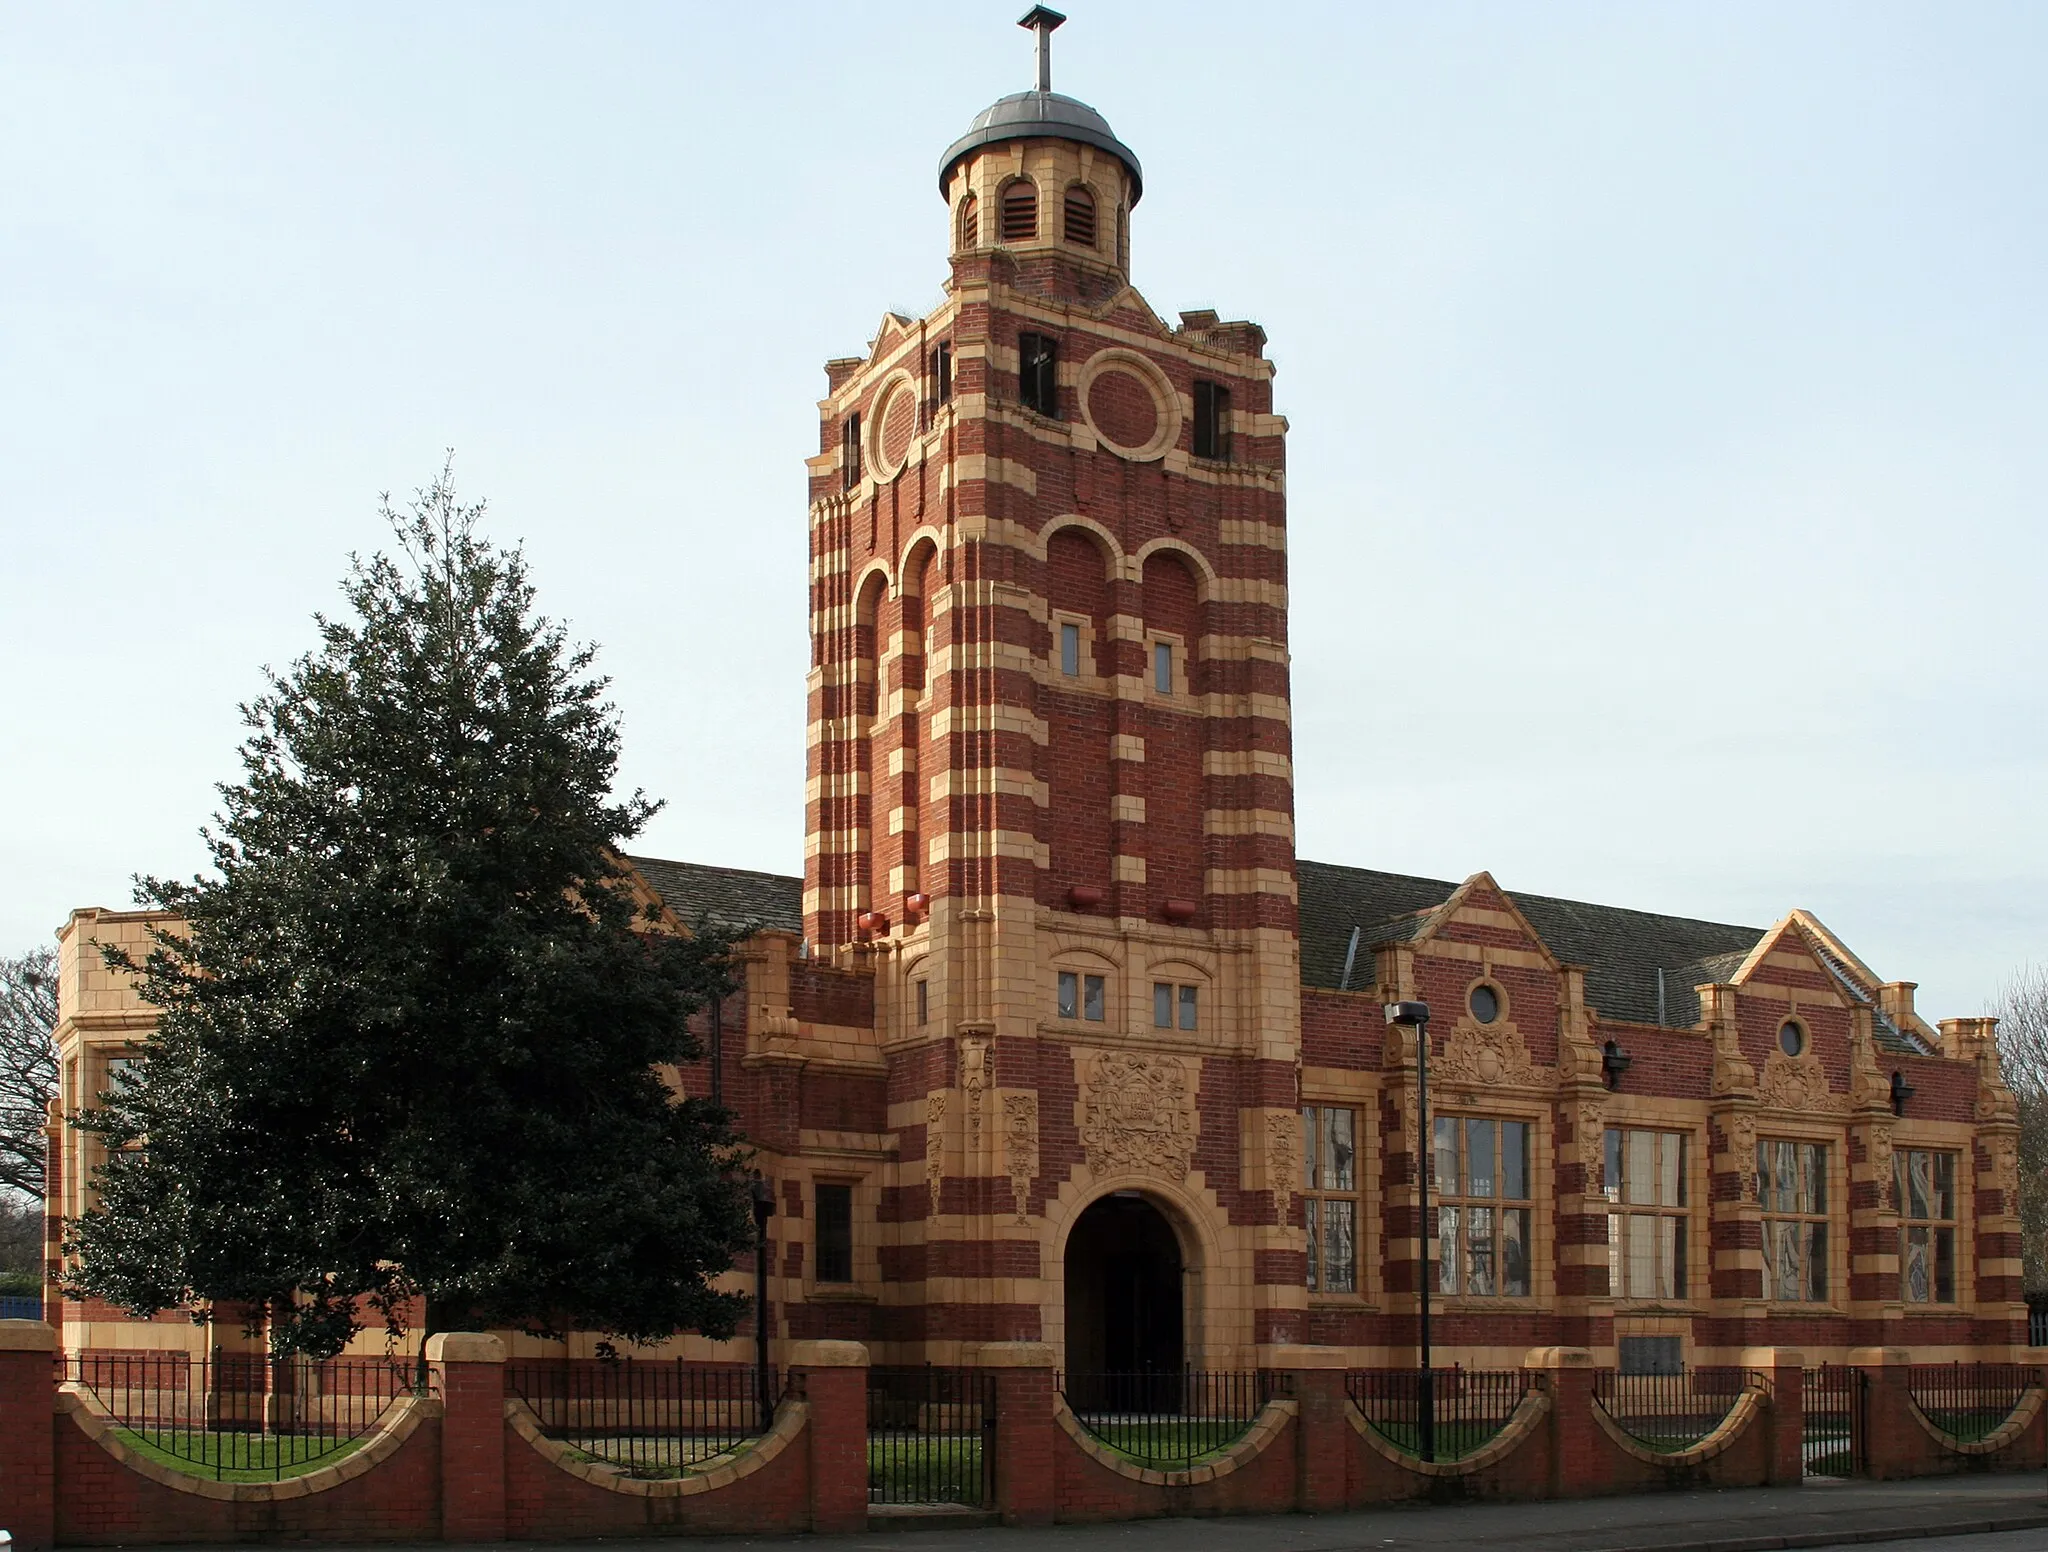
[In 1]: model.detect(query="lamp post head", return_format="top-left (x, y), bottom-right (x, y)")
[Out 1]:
top-left (749, 1177), bottom-right (776, 1228)
top-left (1889, 1068), bottom-right (1916, 1117)
top-left (1384, 1001), bottom-right (1431, 1028)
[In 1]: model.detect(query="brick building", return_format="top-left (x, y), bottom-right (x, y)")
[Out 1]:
top-left (48, 12), bottom-right (2026, 1377)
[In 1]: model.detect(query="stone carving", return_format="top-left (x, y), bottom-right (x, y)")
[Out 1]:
top-left (1435, 1019), bottom-right (1548, 1089)
top-left (961, 1035), bottom-right (992, 1151)
top-left (1757, 1049), bottom-right (1849, 1114)
top-left (1992, 1134), bottom-right (2020, 1210)
top-left (1578, 1100), bottom-right (1606, 1193)
top-left (1729, 1111), bottom-right (1758, 1201)
top-left (1002, 1094), bottom-right (1039, 1224)
top-left (925, 1090), bottom-right (948, 1216)
top-left (1080, 1051), bottom-right (1197, 1181)
top-left (1866, 1122), bottom-right (1895, 1210)
top-left (1266, 1110), bottom-right (1302, 1226)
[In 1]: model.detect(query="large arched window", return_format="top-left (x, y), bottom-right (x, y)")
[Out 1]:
top-left (956, 193), bottom-right (979, 251)
top-left (1063, 184), bottom-right (1097, 249)
top-left (1000, 178), bottom-right (1038, 243)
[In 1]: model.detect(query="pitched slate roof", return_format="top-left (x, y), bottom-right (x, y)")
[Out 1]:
top-left (1301, 859), bottom-right (1768, 1031)
top-left (625, 855), bottom-right (802, 935)
top-left (624, 851), bottom-right (1925, 1052)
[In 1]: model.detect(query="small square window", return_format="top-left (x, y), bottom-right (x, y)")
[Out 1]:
top-left (1060, 622), bottom-right (1081, 677)
top-left (1178, 985), bottom-right (1198, 1030)
top-left (815, 1182), bottom-right (853, 1283)
top-left (1153, 641), bottom-right (1173, 694)
top-left (1083, 974), bottom-right (1105, 1021)
top-left (1154, 982), bottom-right (1172, 1028)
top-left (915, 980), bottom-right (928, 1026)
top-left (1058, 971), bottom-right (1079, 1020)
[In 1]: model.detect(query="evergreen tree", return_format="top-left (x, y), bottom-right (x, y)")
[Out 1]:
top-left (65, 463), bottom-right (756, 1358)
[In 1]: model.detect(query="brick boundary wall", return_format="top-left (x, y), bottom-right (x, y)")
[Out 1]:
top-left (5, 1323), bottom-right (2047, 1544)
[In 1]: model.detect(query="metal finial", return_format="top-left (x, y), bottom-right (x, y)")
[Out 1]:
top-left (1019, 6), bottom-right (1066, 93)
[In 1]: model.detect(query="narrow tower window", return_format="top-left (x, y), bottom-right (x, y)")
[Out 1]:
top-left (1153, 641), bottom-right (1173, 694)
top-left (1059, 621), bottom-right (1081, 677)
top-left (931, 342), bottom-right (953, 405)
top-left (1193, 380), bottom-right (1232, 460)
top-left (957, 193), bottom-right (979, 250)
top-left (1000, 179), bottom-right (1038, 242)
top-left (1063, 185), bottom-right (1097, 248)
top-left (815, 1182), bottom-right (853, 1283)
top-left (841, 412), bottom-right (862, 491)
top-left (1019, 332), bottom-right (1058, 417)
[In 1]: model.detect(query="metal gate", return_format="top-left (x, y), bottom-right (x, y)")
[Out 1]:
top-left (1803, 1364), bottom-right (1865, 1478)
top-left (866, 1366), bottom-right (995, 1507)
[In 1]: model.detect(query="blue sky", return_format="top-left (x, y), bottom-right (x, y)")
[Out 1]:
top-left (3, 2), bottom-right (2043, 1022)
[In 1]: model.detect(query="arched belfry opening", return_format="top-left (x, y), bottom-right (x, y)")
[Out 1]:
top-left (1062, 1192), bottom-right (1186, 1389)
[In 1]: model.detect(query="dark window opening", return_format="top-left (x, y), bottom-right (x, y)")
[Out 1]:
top-left (1064, 185), bottom-right (1097, 248)
top-left (1019, 332), bottom-right (1058, 417)
top-left (841, 412), bottom-right (862, 491)
top-left (1618, 1335), bottom-right (1684, 1376)
top-left (932, 342), bottom-right (953, 406)
top-left (1001, 180), bottom-right (1038, 242)
top-left (816, 1182), bottom-right (853, 1283)
top-left (957, 193), bottom-right (979, 250)
top-left (1193, 380), bottom-right (1232, 460)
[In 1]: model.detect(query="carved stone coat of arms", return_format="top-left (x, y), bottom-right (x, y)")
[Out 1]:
top-left (1079, 1051), bottom-right (1197, 1181)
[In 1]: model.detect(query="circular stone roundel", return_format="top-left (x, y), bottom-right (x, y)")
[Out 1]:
top-left (867, 371), bottom-right (919, 482)
top-left (1078, 348), bottom-right (1181, 462)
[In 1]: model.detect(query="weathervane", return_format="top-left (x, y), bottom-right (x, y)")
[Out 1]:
top-left (1019, 6), bottom-right (1065, 93)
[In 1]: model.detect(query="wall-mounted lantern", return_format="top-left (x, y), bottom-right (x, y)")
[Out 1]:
top-left (1602, 1039), bottom-right (1633, 1091)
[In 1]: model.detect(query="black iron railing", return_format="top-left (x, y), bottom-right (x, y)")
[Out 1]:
top-left (1347, 1367), bottom-right (1531, 1461)
top-left (1057, 1369), bottom-right (1279, 1468)
top-left (1592, 1366), bottom-right (1757, 1454)
top-left (66, 1350), bottom-right (420, 1481)
top-left (1803, 1364), bottom-right (1864, 1478)
top-left (867, 1366), bottom-right (994, 1506)
top-left (1906, 1362), bottom-right (2042, 1445)
top-left (506, 1358), bottom-right (777, 1478)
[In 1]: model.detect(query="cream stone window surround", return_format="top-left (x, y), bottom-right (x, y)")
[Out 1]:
top-left (1754, 1128), bottom-right (1843, 1310)
top-left (1077, 347), bottom-right (1183, 463)
top-left (1145, 631), bottom-right (1189, 702)
top-left (1429, 1107), bottom-right (1546, 1305)
top-left (1603, 1123), bottom-right (1701, 1308)
top-left (804, 1169), bottom-right (879, 1303)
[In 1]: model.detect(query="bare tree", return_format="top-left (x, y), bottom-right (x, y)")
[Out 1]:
top-left (1, 947), bottom-right (59, 1202)
top-left (1994, 966), bottom-right (2048, 1298)
top-left (0, 1194), bottom-right (41, 1278)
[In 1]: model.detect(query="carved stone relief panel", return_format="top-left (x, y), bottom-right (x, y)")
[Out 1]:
top-left (1757, 1049), bottom-right (1849, 1114)
top-left (1729, 1110), bottom-right (1758, 1202)
top-left (1865, 1122), bottom-right (1895, 1211)
top-left (1578, 1099), bottom-right (1606, 1194)
top-left (1265, 1109), bottom-right (1301, 1226)
top-left (961, 1035), bottom-right (993, 1152)
top-left (1002, 1093), bottom-right (1039, 1224)
top-left (1436, 1019), bottom-right (1551, 1091)
top-left (1077, 1049), bottom-right (1197, 1181)
top-left (925, 1090), bottom-right (948, 1216)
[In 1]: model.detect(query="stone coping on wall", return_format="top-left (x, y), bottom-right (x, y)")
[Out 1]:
top-left (1345, 1386), bottom-right (1551, 1478)
top-left (56, 1380), bottom-right (437, 1503)
top-left (1589, 1381), bottom-right (1768, 1469)
top-left (1052, 1394), bottom-right (1295, 1487)
top-left (502, 1394), bottom-right (810, 1498)
top-left (1907, 1387), bottom-right (2045, 1457)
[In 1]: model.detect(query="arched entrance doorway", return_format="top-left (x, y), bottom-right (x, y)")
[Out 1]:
top-left (1063, 1191), bottom-right (1186, 1389)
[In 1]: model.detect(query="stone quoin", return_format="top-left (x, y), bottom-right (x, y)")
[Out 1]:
top-left (47, 8), bottom-right (2028, 1381)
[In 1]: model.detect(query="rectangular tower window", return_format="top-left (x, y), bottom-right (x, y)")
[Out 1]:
top-left (1058, 971), bottom-right (1078, 1020)
top-left (932, 341), bottom-right (953, 405)
top-left (915, 980), bottom-right (928, 1027)
top-left (841, 412), bottom-right (862, 491)
top-left (1059, 971), bottom-right (1106, 1021)
top-left (1179, 984), bottom-right (1197, 1030)
top-left (1153, 641), bottom-right (1173, 694)
top-left (1434, 1115), bottom-right (1533, 1297)
top-left (1059, 621), bottom-right (1081, 677)
top-left (1193, 379), bottom-right (1232, 460)
top-left (1897, 1149), bottom-right (1957, 1303)
top-left (815, 1182), bottom-right (853, 1283)
top-left (1019, 332), bottom-right (1058, 417)
top-left (1302, 1105), bottom-right (1360, 1293)
top-left (1604, 1128), bottom-right (1688, 1300)
top-left (1083, 973), bottom-right (1104, 1021)
top-left (1153, 983), bottom-right (1200, 1029)
top-left (1757, 1139), bottom-right (1829, 1302)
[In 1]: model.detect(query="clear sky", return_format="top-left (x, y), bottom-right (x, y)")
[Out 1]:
top-left (3, 2), bottom-right (2043, 1024)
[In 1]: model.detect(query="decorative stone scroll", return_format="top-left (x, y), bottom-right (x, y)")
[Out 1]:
top-left (1756, 1048), bottom-right (1849, 1114)
top-left (1436, 1019), bottom-right (1549, 1090)
top-left (1266, 1110), bottom-right (1302, 1226)
top-left (1002, 1094), bottom-right (1039, 1224)
top-left (1079, 1051), bottom-right (1196, 1181)
top-left (925, 1091), bottom-right (948, 1216)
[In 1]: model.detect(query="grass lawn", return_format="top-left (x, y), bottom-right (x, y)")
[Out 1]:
top-left (112, 1427), bottom-right (367, 1483)
top-left (868, 1434), bottom-right (985, 1504)
top-left (1360, 1417), bottom-right (1519, 1461)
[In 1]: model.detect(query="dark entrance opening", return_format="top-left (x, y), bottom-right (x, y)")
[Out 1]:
top-left (1063, 1192), bottom-right (1185, 1402)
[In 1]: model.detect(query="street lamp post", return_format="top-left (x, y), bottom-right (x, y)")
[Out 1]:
top-left (749, 1177), bottom-right (776, 1429)
top-left (1384, 1000), bottom-right (1434, 1462)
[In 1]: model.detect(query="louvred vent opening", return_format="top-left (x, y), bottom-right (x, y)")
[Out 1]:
top-left (1001, 183), bottom-right (1037, 242)
top-left (1063, 187), bottom-right (1096, 248)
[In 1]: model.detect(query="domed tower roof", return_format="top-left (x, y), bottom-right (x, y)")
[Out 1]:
top-left (938, 8), bottom-right (1143, 204)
